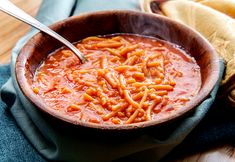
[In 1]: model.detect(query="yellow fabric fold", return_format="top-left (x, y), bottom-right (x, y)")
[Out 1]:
top-left (196, 0), bottom-right (235, 19)
top-left (140, 0), bottom-right (235, 107)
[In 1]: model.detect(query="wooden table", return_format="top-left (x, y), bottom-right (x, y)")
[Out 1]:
top-left (0, 0), bottom-right (234, 161)
top-left (0, 0), bottom-right (41, 63)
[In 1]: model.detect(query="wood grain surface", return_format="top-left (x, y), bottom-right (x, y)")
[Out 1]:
top-left (0, 0), bottom-right (41, 63)
top-left (0, 0), bottom-right (234, 162)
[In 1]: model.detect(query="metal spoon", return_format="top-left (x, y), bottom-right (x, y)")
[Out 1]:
top-left (0, 0), bottom-right (87, 63)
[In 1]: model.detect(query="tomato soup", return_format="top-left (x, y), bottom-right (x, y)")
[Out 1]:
top-left (32, 34), bottom-right (201, 125)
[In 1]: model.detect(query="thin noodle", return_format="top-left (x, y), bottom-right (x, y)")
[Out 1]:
top-left (32, 35), bottom-right (199, 125)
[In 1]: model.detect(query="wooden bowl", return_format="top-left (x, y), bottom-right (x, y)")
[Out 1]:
top-left (16, 10), bottom-right (220, 130)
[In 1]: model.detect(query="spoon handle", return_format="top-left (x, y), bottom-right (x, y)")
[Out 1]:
top-left (0, 0), bottom-right (87, 63)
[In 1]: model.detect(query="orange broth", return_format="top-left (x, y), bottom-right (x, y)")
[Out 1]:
top-left (32, 34), bottom-right (201, 125)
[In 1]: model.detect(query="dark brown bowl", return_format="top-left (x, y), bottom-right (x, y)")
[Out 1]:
top-left (16, 10), bottom-right (220, 131)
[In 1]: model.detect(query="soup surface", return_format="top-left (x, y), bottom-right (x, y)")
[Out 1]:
top-left (32, 34), bottom-right (201, 125)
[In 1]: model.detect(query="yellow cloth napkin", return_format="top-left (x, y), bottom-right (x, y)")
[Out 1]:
top-left (141, 0), bottom-right (235, 107)
top-left (196, 0), bottom-right (235, 19)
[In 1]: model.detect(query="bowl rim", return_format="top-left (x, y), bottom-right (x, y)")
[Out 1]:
top-left (15, 10), bottom-right (220, 130)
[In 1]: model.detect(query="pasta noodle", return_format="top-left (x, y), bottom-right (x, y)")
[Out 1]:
top-left (32, 34), bottom-right (201, 125)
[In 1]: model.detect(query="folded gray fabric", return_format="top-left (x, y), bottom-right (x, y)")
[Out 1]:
top-left (0, 0), bottom-right (224, 161)
top-left (0, 65), bottom-right (45, 162)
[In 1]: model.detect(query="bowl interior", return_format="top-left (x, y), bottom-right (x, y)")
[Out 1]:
top-left (16, 10), bottom-right (219, 130)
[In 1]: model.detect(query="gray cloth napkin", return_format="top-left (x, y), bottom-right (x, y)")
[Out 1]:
top-left (0, 0), bottom-right (224, 161)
